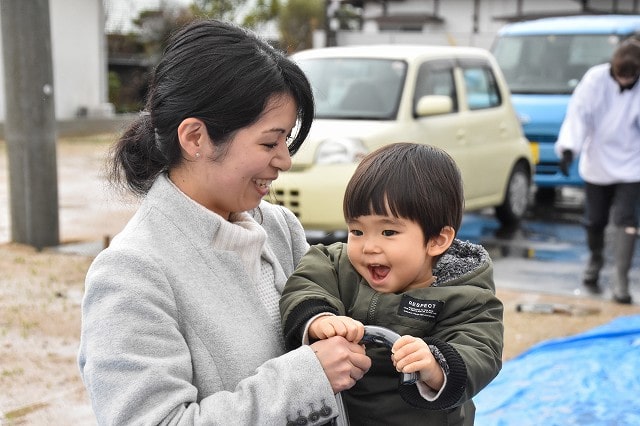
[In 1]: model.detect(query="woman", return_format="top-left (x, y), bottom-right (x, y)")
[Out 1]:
top-left (78, 19), bottom-right (370, 425)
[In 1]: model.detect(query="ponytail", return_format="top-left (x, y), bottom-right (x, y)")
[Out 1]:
top-left (109, 113), bottom-right (170, 195)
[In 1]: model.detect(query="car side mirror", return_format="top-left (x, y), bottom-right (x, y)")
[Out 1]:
top-left (415, 95), bottom-right (453, 117)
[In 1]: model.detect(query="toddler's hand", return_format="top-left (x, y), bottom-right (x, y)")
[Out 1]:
top-left (309, 316), bottom-right (365, 343)
top-left (392, 335), bottom-right (444, 390)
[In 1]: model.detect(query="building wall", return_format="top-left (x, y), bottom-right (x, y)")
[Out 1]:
top-left (0, 0), bottom-right (109, 121)
top-left (331, 0), bottom-right (639, 50)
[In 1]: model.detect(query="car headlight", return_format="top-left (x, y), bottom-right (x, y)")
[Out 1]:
top-left (315, 138), bottom-right (369, 165)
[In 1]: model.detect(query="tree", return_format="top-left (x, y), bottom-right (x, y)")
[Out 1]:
top-left (243, 0), bottom-right (280, 29)
top-left (189, 0), bottom-right (248, 22)
top-left (133, 6), bottom-right (194, 58)
top-left (278, 0), bottom-right (325, 53)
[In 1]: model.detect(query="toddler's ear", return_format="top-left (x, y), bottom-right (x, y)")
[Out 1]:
top-left (427, 226), bottom-right (455, 257)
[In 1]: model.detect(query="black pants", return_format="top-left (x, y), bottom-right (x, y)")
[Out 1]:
top-left (583, 181), bottom-right (640, 232)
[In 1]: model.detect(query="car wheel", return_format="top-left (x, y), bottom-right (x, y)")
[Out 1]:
top-left (495, 163), bottom-right (530, 226)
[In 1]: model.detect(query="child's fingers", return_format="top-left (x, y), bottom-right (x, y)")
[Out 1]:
top-left (392, 336), bottom-right (429, 369)
top-left (394, 348), bottom-right (431, 373)
top-left (343, 319), bottom-right (365, 343)
top-left (311, 317), bottom-right (340, 339)
top-left (330, 319), bottom-right (348, 337)
top-left (392, 335), bottom-right (419, 353)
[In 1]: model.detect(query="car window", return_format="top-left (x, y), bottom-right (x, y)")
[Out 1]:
top-left (414, 59), bottom-right (458, 114)
top-left (461, 63), bottom-right (501, 110)
top-left (296, 57), bottom-right (407, 119)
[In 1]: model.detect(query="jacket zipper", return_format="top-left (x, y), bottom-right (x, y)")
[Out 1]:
top-left (366, 292), bottom-right (380, 324)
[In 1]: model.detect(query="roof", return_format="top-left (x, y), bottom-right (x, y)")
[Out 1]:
top-left (498, 14), bottom-right (640, 36)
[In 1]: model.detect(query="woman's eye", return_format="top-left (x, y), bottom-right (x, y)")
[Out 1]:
top-left (263, 143), bottom-right (278, 149)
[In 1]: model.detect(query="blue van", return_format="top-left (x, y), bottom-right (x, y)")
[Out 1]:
top-left (491, 15), bottom-right (640, 198)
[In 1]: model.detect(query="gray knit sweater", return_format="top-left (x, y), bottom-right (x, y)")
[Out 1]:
top-left (78, 174), bottom-right (345, 425)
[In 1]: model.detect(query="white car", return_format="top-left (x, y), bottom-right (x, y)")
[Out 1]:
top-left (271, 44), bottom-right (533, 239)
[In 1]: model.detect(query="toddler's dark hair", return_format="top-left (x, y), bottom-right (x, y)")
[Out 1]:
top-left (344, 142), bottom-right (464, 242)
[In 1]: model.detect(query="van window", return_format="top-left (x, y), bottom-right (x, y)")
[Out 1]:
top-left (493, 34), bottom-right (621, 94)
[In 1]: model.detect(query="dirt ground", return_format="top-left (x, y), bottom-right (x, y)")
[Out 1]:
top-left (1, 136), bottom-right (640, 424)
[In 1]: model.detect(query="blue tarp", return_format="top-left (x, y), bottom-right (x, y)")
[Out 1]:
top-left (475, 315), bottom-right (640, 426)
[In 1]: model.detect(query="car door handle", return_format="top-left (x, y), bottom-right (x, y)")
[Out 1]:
top-left (499, 122), bottom-right (507, 137)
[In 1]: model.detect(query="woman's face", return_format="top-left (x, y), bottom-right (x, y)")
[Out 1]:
top-left (174, 93), bottom-right (297, 219)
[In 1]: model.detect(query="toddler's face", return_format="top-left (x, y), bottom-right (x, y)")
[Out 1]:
top-left (346, 214), bottom-right (435, 293)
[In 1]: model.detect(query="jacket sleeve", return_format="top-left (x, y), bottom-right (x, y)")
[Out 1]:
top-left (416, 284), bottom-right (503, 410)
top-left (78, 248), bottom-right (340, 426)
top-left (280, 244), bottom-right (350, 351)
top-left (555, 65), bottom-right (600, 157)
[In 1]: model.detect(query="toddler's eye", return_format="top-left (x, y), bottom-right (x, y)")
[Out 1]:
top-left (349, 229), bottom-right (363, 236)
top-left (382, 230), bottom-right (397, 236)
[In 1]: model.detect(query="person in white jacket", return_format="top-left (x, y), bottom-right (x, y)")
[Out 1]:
top-left (555, 36), bottom-right (640, 304)
top-left (77, 19), bottom-right (371, 425)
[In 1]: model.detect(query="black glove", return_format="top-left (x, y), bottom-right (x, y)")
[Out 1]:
top-left (559, 150), bottom-right (573, 177)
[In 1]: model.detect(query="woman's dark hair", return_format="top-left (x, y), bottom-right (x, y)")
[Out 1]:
top-left (612, 35), bottom-right (640, 79)
top-left (343, 143), bottom-right (464, 243)
top-left (111, 19), bottom-right (314, 195)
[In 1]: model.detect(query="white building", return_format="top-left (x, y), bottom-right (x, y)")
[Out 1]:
top-left (0, 0), bottom-right (635, 122)
top-left (0, 0), bottom-right (110, 121)
top-left (327, 0), bottom-right (640, 50)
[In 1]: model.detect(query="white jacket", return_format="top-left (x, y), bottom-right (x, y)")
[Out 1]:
top-left (555, 63), bottom-right (640, 185)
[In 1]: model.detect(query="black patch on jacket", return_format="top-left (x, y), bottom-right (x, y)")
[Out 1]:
top-left (397, 295), bottom-right (443, 322)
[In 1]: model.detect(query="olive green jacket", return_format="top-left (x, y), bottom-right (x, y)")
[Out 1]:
top-left (280, 240), bottom-right (503, 426)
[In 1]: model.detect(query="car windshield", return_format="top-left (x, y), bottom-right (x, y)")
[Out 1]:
top-left (296, 57), bottom-right (407, 119)
top-left (492, 34), bottom-right (620, 94)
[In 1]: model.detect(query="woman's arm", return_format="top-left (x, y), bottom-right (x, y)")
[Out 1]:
top-left (78, 248), bottom-right (344, 425)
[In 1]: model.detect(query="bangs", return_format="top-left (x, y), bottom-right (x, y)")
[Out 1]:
top-left (344, 155), bottom-right (416, 221)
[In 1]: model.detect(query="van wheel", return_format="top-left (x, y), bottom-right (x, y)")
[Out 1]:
top-left (495, 163), bottom-right (530, 226)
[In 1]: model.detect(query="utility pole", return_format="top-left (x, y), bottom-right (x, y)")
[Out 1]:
top-left (1, 0), bottom-right (59, 249)
top-left (325, 0), bottom-right (337, 47)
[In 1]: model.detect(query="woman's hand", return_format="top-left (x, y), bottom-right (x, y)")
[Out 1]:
top-left (309, 315), bottom-right (365, 343)
top-left (392, 335), bottom-right (444, 391)
top-left (311, 336), bottom-right (371, 394)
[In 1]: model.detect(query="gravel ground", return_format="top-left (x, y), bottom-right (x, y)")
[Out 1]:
top-left (1, 136), bottom-right (639, 424)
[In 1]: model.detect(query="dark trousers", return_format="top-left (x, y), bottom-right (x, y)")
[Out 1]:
top-left (583, 181), bottom-right (640, 232)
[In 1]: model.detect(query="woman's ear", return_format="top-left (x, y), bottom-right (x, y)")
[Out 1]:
top-left (427, 226), bottom-right (455, 257)
top-left (177, 118), bottom-right (208, 160)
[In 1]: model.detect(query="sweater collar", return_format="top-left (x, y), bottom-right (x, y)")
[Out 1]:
top-left (146, 173), bottom-right (286, 288)
top-left (148, 174), bottom-right (264, 250)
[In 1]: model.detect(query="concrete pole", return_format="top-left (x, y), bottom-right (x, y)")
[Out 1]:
top-left (1, 0), bottom-right (59, 249)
